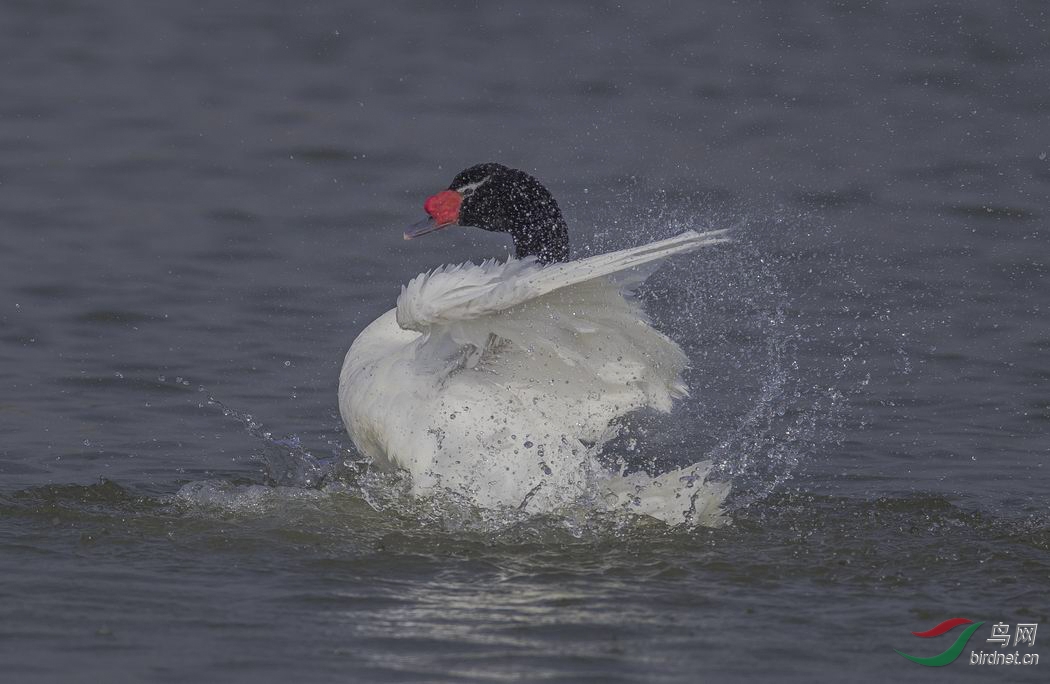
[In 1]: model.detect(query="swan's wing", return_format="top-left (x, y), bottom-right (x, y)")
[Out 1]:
top-left (395, 229), bottom-right (728, 331)
top-left (395, 229), bottom-right (728, 438)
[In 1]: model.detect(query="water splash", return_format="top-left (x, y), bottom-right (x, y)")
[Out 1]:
top-left (584, 192), bottom-right (873, 513)
top-left (174, 198), bottom-right (874, 531)
top-left (176, 384), bottom-right (730, 531)
top-left (196, 391), bottom-right (361, 490)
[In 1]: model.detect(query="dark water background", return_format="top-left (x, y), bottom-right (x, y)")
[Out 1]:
top-left (1, 1), bottom-right (1047, 681)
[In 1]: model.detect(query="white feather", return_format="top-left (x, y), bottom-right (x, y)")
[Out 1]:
top-left (338, 230), bottom-right (730, 523)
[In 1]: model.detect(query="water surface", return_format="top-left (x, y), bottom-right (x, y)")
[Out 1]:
top-left (0, 1), bottom-right (1047, 681)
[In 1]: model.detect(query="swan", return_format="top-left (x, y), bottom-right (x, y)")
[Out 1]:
top-left (338, 163), bottom-right (730, 523)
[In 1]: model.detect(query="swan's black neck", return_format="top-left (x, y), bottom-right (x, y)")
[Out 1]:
top-left (509, 212), bottom-right (569, 264)
top-left (452, 163), bottom-right (570, 264)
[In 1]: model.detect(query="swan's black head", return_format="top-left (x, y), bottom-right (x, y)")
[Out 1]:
top-left (404, 163), bottom-right (569, 264)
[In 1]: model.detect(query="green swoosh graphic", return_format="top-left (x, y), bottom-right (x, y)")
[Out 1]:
top-left (895, 621), bottom-right (985, 667)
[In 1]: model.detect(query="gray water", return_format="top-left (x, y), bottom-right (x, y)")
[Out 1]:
top-left (1, 1), bottom-right (1047, 682)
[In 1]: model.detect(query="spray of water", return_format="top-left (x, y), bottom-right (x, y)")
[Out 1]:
top-left (176, 196), bottom-right (873, 531)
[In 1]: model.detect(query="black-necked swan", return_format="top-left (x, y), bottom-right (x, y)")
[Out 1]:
top-left (339, 163), bottom-right (730, 525)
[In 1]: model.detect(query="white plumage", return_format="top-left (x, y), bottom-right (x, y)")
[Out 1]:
top-left (338, 229), bottom-right (731, 524)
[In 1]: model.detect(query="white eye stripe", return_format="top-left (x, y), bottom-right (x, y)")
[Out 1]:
top-left (455, 176), bottom-right (491, 196)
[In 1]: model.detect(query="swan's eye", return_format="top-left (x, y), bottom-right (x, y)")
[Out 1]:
top-left (461, 187), bottom-right (474, 198)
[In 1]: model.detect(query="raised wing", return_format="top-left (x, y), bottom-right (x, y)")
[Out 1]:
top-left (394, 229), bottom-right (728, 440)
top-left (395, 229), bottom-right (728, 332)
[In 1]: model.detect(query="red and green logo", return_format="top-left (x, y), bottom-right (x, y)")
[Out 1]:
top-left (895, 618), bottom-right (985, 666)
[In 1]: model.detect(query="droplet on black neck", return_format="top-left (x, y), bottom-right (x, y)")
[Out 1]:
top-left (512, 219), bottom-right (570, 264)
